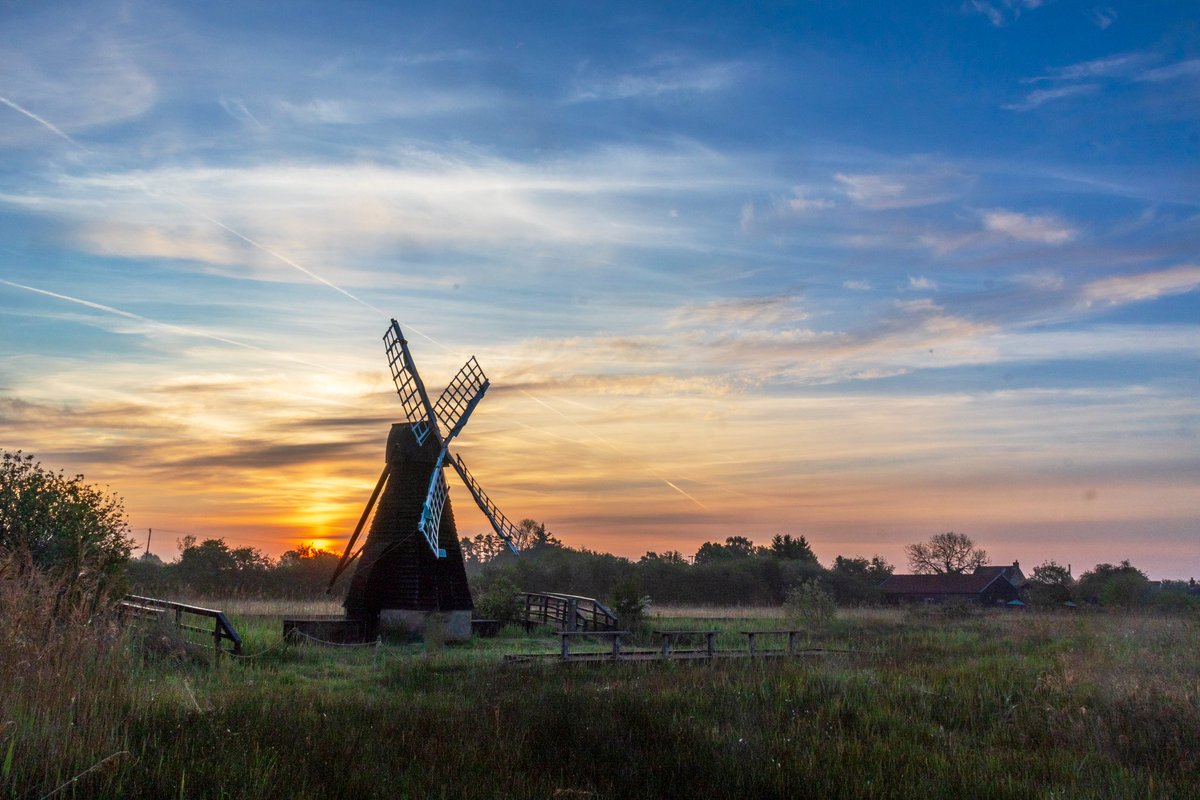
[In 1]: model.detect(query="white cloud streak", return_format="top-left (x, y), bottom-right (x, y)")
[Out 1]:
top-left (0, 95), bottom-right (90, 151)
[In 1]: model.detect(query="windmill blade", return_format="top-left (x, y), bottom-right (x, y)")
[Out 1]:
top-left (327, 464), bottom-right (390, 591)
top-left (449, 452), bottom-right (521, 555)
top-left (383, 319), bottom-right (440, 446)
top-left (433, 356), bottom-right (489, 442)
top-left (417, 458), bottom-right (450, 558)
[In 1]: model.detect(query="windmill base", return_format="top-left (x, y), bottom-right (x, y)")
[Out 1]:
top-left (379, 609), bottom-right (473, 642)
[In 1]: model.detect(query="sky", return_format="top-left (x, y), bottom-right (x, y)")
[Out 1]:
top-left (1, 0), bottom-right (1197, 579)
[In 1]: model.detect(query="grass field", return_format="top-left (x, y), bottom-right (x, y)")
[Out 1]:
top-left (4, 602), bottom-right (1198, 799)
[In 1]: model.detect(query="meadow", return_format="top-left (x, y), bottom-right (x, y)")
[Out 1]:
top-left (3, 596), bottom-right (1198, 799)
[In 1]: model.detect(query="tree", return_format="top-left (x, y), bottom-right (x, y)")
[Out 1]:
top-left (1027, 560), bottom-right (1074, 606)
top-left (175, 537), bottom-right (273, 593)
top-left (1077, 561), bottom-right (1150, 607)
top-left (769, 534), bottom-right (817, 562)
top-left (0, 450), bottom-right (132, 594)
top-left (694, 536), bottom-right (758, 564)
top-left (827, 555), bottom-right (893, 604)
top-left (904, 532), bottom-right (987, 574)
top-left (513, 519), bottom-right (560, 553)
top-left (639, 550), bottom-right (687, 564)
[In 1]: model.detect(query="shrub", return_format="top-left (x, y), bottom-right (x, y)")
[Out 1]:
top-left (783, 578), bottom-right (835, 625)
top-left (608, 574), bottom-right (650, 631)
top-left (473, 575), bottom-right (523, 626)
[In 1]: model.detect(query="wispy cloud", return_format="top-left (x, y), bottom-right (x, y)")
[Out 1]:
top-left (567, 58), bottom-right (744, 103)
top-left (1025, 53), bottom-right (1146, 83)
top-left (668, 294), bottom-right (808, 329)
top-left (1008, 52), bottom-right (1200, 111)
top-left (1090, 7), bottom-right (1117, 30)
top-left (0, 144), bottom-right (755, 281)
top-left (964, 0), bottom-right (1044, 28)
top-left (1135, 59), bottom-right (1200, 83)
top-left (0, 19), bottom-right (157, 146)
top-left (834, 165), bottom-right (970, 210)
top-left (982, 209), bottom-right (1076, 244)
top-left (1004, 83), bottom-right (1099, 111)
top-left (1081, 265), bottom-right (1200, 306)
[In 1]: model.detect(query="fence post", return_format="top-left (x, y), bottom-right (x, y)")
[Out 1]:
top-left (706, 632), bottom-right (716, 658)
top-left (566, 598), bottom-right (578, 632)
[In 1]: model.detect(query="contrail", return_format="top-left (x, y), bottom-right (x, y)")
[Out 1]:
top-left (0, 278), bottom-right (348, 375)
top-left (0, 95), bottom-right (90, 152)
top-left (193, 211), bottom-right (388, 318)
top-left (663, 479), bottom-right (709, 510)
top-left (165, 201), bottom-right (451, 351)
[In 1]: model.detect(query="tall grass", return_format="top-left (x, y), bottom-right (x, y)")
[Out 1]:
top-left (3, 585), bottom-right (1197, 799)
top-left (0, 562), bottom-right (133, 798)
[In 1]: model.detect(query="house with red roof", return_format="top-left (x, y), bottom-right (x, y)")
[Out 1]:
top-left (881, 562), bottom-right (1025, 606)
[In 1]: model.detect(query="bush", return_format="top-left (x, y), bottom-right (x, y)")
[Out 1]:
top-left (783, 578), bottom-right (835, 625)
top-left (608, 575), bottom-right (649, 631)
top-left (473, 576), bottom-right (523, 626)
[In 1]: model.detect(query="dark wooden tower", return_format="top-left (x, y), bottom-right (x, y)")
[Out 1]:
top-left (343, 423), bottom-right (472, 621)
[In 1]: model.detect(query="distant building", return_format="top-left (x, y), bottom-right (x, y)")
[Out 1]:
top-left (881, 565), bottom-right (1024, 606)
top-left (972, 560), bottom-right (1027, 588)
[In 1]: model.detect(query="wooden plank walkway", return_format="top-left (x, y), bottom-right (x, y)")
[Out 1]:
top-left (504, 628), bottom-right (862, 663)
top-left (504, 648), bottom-right (849, 664)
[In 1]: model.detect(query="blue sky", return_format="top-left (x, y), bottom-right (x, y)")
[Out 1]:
top-left (1, 0), bottom-right (1197, 578)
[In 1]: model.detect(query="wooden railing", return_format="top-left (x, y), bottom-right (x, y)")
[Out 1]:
top-left (120, 595), bottom-right (243, 657)
top-left (520, 592), bottom-right (620, 632)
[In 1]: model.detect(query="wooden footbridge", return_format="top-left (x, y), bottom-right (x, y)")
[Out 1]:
top-left (519, 592), bottom-right (620, 632)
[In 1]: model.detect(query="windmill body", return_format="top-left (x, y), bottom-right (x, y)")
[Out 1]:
top-left (329, 320), bottom-right (522, 641)
top-left (343, 423), bottom-right (475, 638)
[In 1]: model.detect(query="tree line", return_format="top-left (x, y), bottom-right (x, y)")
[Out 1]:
top-left (3, 449), bottom-right (1195, 613)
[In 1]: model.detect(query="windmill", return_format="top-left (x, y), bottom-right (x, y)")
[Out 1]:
top-left (327, 319), bottom-right (523, 639)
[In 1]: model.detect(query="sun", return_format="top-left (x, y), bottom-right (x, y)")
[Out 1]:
top-left (302, 538), bottom-right (333, 553)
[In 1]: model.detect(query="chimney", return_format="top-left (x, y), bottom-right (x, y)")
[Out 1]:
top-left (1013, 560), bottom-right (1019, 569)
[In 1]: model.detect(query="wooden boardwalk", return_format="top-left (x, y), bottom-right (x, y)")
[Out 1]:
top-left (504, 628), bottom-right (862, 664)
top-left (504, 647), bottom-right (850, 664)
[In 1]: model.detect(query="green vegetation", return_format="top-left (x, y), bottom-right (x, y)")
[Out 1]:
top-left (3, 600), bottom-right (1198, 799)
top-left (5, 452), bottom-right (1199, 797)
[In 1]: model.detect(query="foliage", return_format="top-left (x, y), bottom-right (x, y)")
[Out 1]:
top-left (173, 536), bottom-right (272, 593)
top-left (608, 574), bottom-right (649, 630)
top-left (1077, 560), bottom-right (1150, 606)
top-left (904, 531), bottom-right (988, 574)
top-left (0, 450), bottom-right (133, 599)
top-left (639, 550), bottom-right (687, 564)
top-left (694, 535), bottom-right (758, 563)
top-left (768, 533), bottom-right (817, 561)
top-left (1027, 560), bottom-right (1075, 606)
top-left (783, 577), bottom-right (836, 624)
top-left (826, 555), bottom-right (892, 604)
top-left (472, 575), bottom-right (523, 625)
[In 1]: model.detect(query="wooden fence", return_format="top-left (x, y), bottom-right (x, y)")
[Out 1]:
top-left (520, 592), bottom-right (620, 632)
top-left (120, 594), bottom-right (243, 657)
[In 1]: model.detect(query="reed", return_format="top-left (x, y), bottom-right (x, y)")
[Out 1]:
top-left (3, 586), bottom-right (1197, 799)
